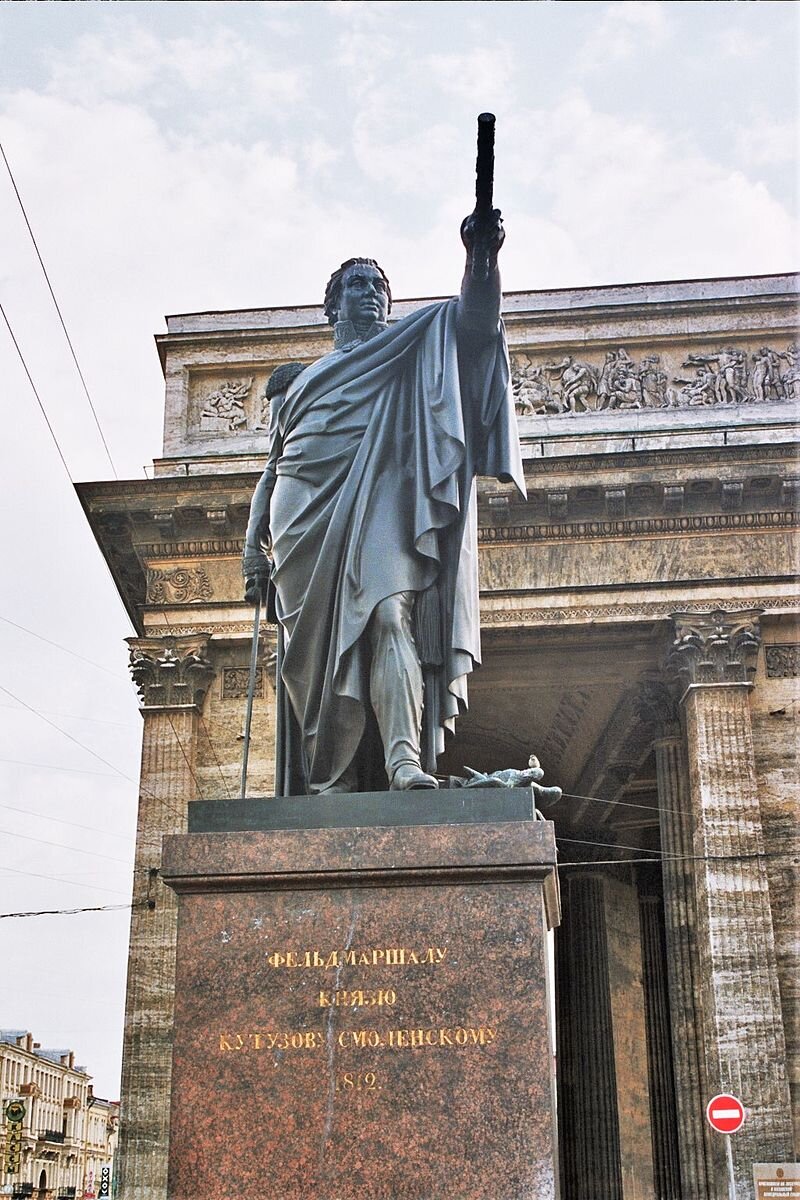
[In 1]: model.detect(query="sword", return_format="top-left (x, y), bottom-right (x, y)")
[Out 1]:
top-left (239, 580), bottom-right (264, 800)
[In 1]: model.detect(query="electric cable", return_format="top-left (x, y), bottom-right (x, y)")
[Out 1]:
top-left (0, 902), bottom-right (141, 920)
top-left (0, 864), bottom-right (129, 897)
top-left (0, 681), bottom-right (138, 782)
top-left (0, 139), bottom-right (118, 478)
top-left (0, 801), bottom-right (132, 841)
top-left (0, 828), bottom-right (131, 865)
top-left (0, 758), bottom-right (119, 777)
top-left (0, 678), bottom-right (196, 826)
top-left (1, 300), bottom-right (72, 478)
top-left (0, 616), bottom-right (128, 683)
top-left (560, 791), bottom-right (681, 817)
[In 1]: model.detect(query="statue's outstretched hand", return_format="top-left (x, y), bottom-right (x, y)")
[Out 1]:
top-left (460, 208), bottom-right (505, 257)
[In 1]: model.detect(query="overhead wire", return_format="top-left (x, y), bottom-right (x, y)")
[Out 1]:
top-left (0, 615), bottom-right (129, 683)
top-left (0, 828), bottom-right (131, 866)
top-left (0, 139), bottom-right (118, 478)
top-left (0, 681), bottom-right (138, 782)
top-left (0, 679), bottom-right (191, 828)
top-left (560, 790), bottom-right (682, 818)
top-left (0, 757), bottom-right (119, 777)
top-left (1, 300), bottom-right (72, 478)
top-left (0, 801), bottom-right (132, 841)
top-left (0, 902), bottom-right (141, 920)
top-left (0, 864), bottom-right (129, 898)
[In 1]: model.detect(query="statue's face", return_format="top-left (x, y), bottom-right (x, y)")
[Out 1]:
top-left (337, 264), bottom-right (389, 327)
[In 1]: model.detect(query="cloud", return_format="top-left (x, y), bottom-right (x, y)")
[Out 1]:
top-left (577, 1), bottom-right (669, 73)
top-left (424, 43), bottom-right (517, 105)
top-left (500, 92), bottom-right (796, 286)
top-left (718, 28), bottom-right (769, 60)
top-left (735, 119), bottom-right (797, 168)
top-left (44, 23), bottom-right (308, 120)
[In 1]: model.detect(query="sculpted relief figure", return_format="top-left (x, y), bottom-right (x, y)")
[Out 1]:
top-left (684, 348), bottom-right (746, 405)
top-left (512, 354), bottom-right (552, 415)
top-left (243, 211), bottom-right (524, 796)
top-left (751, 345), bottom-right (785, 403)
top-left (782, 343), bottom-right (799, 399)
top-left (544, 355), bottom-right (598, 413)
top-left (200, 378), bottom-right (251, 432)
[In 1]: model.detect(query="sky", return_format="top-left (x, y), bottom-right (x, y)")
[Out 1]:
top-left (0, 0), bottom-right (796, 1099)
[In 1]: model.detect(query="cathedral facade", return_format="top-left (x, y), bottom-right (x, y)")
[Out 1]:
top-left (80, 272), bottom-right (799, 1199)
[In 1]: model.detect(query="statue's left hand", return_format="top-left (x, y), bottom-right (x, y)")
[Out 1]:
top-left (461, 208), bottom-right (505, 256)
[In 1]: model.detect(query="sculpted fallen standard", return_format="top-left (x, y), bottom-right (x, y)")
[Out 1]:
top-left (243, 117), bottom-right (524, 795)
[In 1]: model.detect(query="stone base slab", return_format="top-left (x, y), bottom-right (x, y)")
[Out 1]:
top-left (161, 790), bottom-right (560, 1200)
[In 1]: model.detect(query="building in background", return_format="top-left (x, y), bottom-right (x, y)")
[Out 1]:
top-left (1, 1031), bottom-right (117, 1200)
top-left (79, 273), bottom-right (798, 1200)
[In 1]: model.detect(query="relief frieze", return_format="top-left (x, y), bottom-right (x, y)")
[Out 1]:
top-left (199, 378), bottom-right (252, 432)
top-left (147, 566), bottom-right (213, 604)
top-left (764, 644), bottom-right (800, 678)
top-left (512, 341), bottom-right (798, 416)
top-left (222, 666), bottom-right (264, 699)
top-left (190, 371), bottom-right (278, 437)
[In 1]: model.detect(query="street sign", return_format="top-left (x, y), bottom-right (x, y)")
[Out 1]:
top-left (706, 1093), bottom-right (746, 1134)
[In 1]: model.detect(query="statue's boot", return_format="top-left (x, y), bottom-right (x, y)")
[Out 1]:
top-left (390, 762), bottom-right (439, 790)
top-left (369, 592), bottom-right (438, 792)
top-left (317, 763), bottom-right (359, 794)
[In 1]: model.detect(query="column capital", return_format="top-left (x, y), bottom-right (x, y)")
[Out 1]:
top-left (668, 608), bottom-right (762, 689)
top-left (127, 634), bottom-right (214, 710)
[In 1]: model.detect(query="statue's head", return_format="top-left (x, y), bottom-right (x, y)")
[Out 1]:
top-left (324, 258), bottom-right (392, 327)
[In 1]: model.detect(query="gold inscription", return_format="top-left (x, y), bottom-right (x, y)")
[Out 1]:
top-left (218, 1025), bottom-right (497, 1054)
top-left (318, 988), bottom-right (397, 1008)
top-left (266, 946), bottom-right (447, 969)
top-left (335, 1071), bottom-right (380, 1093)
top-left (337, 1026), bottom-right (497, 1050)
top-left (219, 1030), bottom-right (324, 1053)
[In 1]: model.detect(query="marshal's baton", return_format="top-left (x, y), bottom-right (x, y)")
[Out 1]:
top-left (472, 112), bottom-right (496, 281)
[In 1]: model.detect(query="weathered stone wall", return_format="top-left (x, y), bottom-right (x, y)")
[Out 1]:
top-left (751, 620), bottom-right (800, 1148)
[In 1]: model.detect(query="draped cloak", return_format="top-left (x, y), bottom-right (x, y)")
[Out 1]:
top-left (267, 298), bottom-right (525, 793)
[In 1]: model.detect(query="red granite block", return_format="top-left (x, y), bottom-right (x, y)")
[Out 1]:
top-left (163, 817), bottom-right (559, 1199)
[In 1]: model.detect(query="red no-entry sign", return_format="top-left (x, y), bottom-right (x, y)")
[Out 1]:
top-left (706, 1093), bottom-right (746, 1134)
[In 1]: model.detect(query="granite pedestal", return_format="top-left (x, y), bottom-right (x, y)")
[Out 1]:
top-left (161, 789), bottom-right (560, 1200)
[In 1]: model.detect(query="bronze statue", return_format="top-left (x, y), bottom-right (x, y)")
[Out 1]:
top-left (243, 116), bottom-right (524, 796)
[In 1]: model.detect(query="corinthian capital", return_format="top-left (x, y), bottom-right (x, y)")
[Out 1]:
top-left (669, 609), bottom-right (762, 688)
top-left (127, 634), bottom-right (214, 709)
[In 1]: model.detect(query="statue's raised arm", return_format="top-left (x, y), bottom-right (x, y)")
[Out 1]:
top-left (457, 113), bottom-right (505, 344)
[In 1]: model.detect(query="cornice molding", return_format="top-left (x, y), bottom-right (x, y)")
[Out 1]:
top-left (481, 597), bottom-right (797, 628)
top-left (479, 509), bottom-right (797, 545)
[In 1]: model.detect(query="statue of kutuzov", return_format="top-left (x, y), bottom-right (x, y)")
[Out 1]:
top-left (243, 195), bottom-right (525, 796)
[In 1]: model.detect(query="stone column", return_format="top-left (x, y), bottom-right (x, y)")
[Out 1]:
top-left (557, 874), bottom-right (622, 1200)
top-left (670, 610), bottom-right (794, 1197)
top-left (638, 890), bottom-right (682, 1199)
top-left (557, 873), bottom-right (656, 1199)
top-left (115, 636), bottom-right (214, 1200)
top-left (648, 684), bottom-right (715, 1199)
